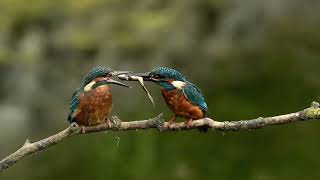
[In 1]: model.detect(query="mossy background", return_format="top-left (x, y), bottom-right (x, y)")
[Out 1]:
top-left (1, 0), bottom-right (320, 179)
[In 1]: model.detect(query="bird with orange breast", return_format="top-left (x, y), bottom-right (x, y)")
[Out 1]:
top-left (119, 67), bottom-right (209, 131)
top-left (68, 66), bottom-right (130, 132)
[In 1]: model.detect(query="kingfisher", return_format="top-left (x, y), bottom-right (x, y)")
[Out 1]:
top-left (119, 67), bottom-right (209, 131)
top-left (68, 66), bottom-right (130, 131)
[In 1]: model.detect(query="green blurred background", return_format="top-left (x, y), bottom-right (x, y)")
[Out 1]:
top-left (1, 0), bottom-right (320, 179)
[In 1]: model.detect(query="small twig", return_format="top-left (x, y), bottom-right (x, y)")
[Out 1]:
top-left (1, 102), bottom-right (320, 172)
top-left (115, 136), bottom-right (120, 148)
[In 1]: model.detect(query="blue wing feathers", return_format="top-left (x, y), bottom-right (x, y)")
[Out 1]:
top-left (182, 82), bottom-right (208, 112)
top-left (68, 88), bottom-right (81, 123)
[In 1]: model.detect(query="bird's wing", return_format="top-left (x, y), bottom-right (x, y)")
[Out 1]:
top-left (67, 88), bottom-right (81, 123)
top-left (182, 82), bottom-right (208, 112)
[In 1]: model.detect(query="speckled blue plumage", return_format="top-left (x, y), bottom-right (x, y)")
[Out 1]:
top-left (67, 66), bottom-right (113, 123)
top-left (151, 67), bottom-right (208, 113)
top-left (183, 82), bottom-right (208, 112)
top-left (81, 66), bottom-right (113, 86)
top-left (150, 67), bottom-right (186, 81)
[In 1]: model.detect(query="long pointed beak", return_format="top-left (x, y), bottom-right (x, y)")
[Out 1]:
top-left (111, 71), bottom-right (132, 76)
top-left (101, 78), bottom-right (131, 88)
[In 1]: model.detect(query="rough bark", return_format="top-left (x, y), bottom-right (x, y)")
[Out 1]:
top-left (1, 102), bottom-right (320, 172)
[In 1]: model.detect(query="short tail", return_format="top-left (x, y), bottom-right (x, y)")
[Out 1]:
top-left (198, 111), bottom-right (209, 133)
top-left (198, 125), bottom-right (209, 133)
top-left (67, 113), bottom-right (73, 124)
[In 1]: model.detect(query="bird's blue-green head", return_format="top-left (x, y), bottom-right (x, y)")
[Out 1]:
top-left (81, 66), bottom-right (131, 89)
top-left (119, 67), bottom-right (187, 90)
top-left (150, 67), bottom-right (186, 81)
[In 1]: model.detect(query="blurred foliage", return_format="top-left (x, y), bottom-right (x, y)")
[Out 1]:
top-left (1, 0), bottom-right (320, 180)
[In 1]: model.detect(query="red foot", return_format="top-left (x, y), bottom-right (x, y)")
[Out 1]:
top-left (106, 119), bottom-right (112, 128)
top-left (167, 114), bottom-right (176, 129)
top-left (81, 126), bottom-right (86, 133)
top-left (167, 121), bottom-right (174, 129)
top-left (185, 119), bottom-right (193, 129)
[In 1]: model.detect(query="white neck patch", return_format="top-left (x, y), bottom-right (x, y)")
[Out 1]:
top-left (171, 81), bottom-right (186, 89)
top-left (84, 81), bottom-right (96, 92)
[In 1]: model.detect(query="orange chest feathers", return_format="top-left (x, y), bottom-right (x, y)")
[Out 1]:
top-left (160, 88), bottom-right (204, 120)
top-left (74, 85), bottom-right (112, 126)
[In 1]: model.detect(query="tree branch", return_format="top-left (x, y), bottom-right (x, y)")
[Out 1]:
top-left (1, 102), bottom-right (320, 172)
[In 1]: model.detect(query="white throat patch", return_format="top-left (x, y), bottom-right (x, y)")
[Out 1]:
top-left (171, 81), bottom-right (186, 89)
top-left (84, 81), bottom-right (96, 92)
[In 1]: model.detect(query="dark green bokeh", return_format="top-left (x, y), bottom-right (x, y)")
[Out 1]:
top-left (1, 0), bottom-right (320, 179)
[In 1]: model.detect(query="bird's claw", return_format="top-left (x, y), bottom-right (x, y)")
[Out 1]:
top-left (166, 115), bottom-right (176, 130)
top-left (167, 120), bottom-right (175, 129)
top-left (185, 119), bottom-right (193, 129)
top-left (81, 126), bottom-right (86, 134)
top-left (107, 120), bottom-right (112, 128)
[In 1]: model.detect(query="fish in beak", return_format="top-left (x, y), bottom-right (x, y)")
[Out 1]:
top-left (111, 71), bottom-right (133, 76)
top-left (118, 72), bottom-right (152, 81)
top-left (118, 72), bottom-right (155, 105)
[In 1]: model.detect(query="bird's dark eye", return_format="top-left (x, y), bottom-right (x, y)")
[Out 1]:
top-left (153, 74), bottom-right (163, 79)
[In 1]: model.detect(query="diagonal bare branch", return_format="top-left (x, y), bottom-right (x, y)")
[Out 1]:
top-left (1, 102), bottom-right (320, 172)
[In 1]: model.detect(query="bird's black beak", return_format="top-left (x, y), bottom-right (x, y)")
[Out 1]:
top-left (118, 72), bottom-right (154, 81)
top-left (100, 78), bottom-right (131, 88)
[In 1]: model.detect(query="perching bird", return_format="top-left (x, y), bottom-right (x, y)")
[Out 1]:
top-left (119, 67), bottom-right (208, 131)
top-left (68, 66), bottom-right (130, 131)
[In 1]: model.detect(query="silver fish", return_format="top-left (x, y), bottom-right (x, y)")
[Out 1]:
top-left (118, 74), bottom-right (155, 105)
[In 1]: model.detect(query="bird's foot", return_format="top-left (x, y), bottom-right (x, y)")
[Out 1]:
top-left (81, 126), bottom-right (86, 134)
top-left (167, 114), bottom-right (176, 129)
top-left (167, 121), bottom-right (174, 129)
top-left (185, 119), bottom-right (193, 129)
top-left (105, 119), bottom-right (112, 128)
top-left (167, 120), bottom-right (175, 129)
